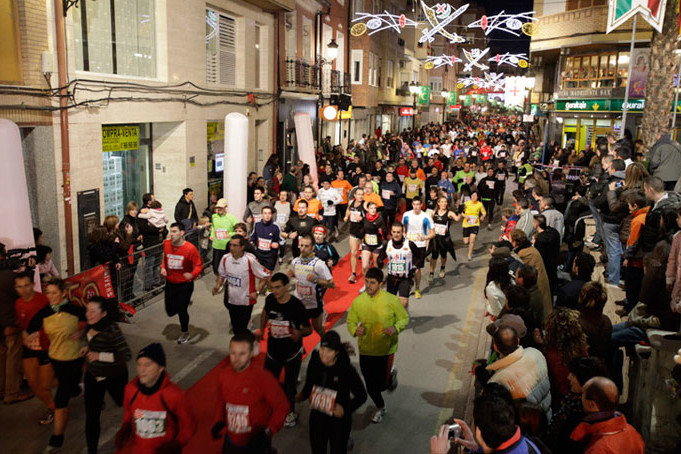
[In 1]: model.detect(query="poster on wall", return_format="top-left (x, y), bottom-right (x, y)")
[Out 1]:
top-left (628, 48), bottom-right (649, 98)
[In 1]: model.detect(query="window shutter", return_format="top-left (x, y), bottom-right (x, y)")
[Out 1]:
top-left (218, 14), bottom-right (236, 86)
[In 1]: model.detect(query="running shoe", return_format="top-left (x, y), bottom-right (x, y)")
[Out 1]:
top-left (278, 257), bottom-right (284, 265)
top-left (387, 368), bottom-right (398, 392)
top-left (177, 332), bottom-right (190, 344)
top-left (359, 285), bottom-right (366, 293)
top-left (487, 225), bottom-right (493, 231)
top-left (370, 407), bottom-right (387, 423)
top-left (39, 409), bottom-right (54, 425)
top-left (284, 411), bottom-right (298, 428)
top-left (467, 255), bottom-right (472, 261)
top-left (414, 289), bottom-right (421, 299)
top-left (348, 273), bottom-right (357, 284)
top-left (439, 269), bottom-right (446, 278)
top-left (428, 273), bottom-right (434, 283)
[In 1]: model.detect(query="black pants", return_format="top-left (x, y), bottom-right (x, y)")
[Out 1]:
top-left (482, 199), bottom-right (495, 224)
top-left (225, 302), bottom-right (254, 334)
top-left (496, 184), bottom-right (506, 205)
top-left (213, 248), bottom-right (228, 274)
top-left (52, 357), bottom-right (84, 409)
top-left (382, 209), bottom-right (397, 230)
top-left (164, 281), bottom-right (194, 332)
top-left (624, 265), bottom-right (645, 311)
top-left (264, 352), bottom-right (302, 412)
top-left (664, 181), bottom-right (677, 191)
top-left (359, 354), bottom-right (393, 409)
top-left (84, 370), bottom-right (128, 454)
top-left (309, 411), bottom-right (352, 454)
top-left (223, 430), bottom-right (272, 453)
top-left (337, 204), bottom-right (347, 221)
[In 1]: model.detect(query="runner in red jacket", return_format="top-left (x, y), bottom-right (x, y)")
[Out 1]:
top-left (115, 343), bottom-right (195, 453)
top-left (211, 331), bottom-right (289, 453)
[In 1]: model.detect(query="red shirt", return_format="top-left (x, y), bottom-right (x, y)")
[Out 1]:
top-left (481, 145), bottom-right (493, 160)
top-left (212, 363), bottom-right (288, 447)
top-left (15, 292), bottom-right (50, 350)
top-left (396, 165), bottom-right (409, 180)
top-left (161, 240), bottom-right (202, 284)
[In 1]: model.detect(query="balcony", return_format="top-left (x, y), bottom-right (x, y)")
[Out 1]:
top-left (285, 59), bottom-right (321, 91)
top-left (322, 67), bottom-right (351, 96)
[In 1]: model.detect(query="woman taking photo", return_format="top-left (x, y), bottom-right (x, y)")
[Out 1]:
top-left (82, 297), bottom-right (132, 454)
top-left (344, 188), bottom-right (365, 284)
top-left (297, 331), bottom-right (367, 454)
top-left (360, 202), bottom-right (387, 292)
top-left (27, 278), bottom-right (86, 453)
top-left (429, 196), bottom-right (460, 281)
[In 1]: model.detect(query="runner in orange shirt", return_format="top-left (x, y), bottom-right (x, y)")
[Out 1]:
top-left (293, 186), bottom-right (323, 220)
top-left (362, 182), bottom-right (384, 211)
top-left (331, 169), bottom-right (353, 222)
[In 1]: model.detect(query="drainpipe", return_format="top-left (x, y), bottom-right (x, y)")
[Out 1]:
top-left (54, 0), bottom-right (75, 274)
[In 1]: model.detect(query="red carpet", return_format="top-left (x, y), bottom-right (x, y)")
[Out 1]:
top-left (183, 251), bottom-right (360, 453)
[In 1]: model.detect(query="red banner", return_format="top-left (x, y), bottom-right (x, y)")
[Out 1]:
top-left (65, 264), bottom-right (116, 307)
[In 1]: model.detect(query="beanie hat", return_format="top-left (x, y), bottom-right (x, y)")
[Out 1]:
top-left (137, 342), bottom-right (166, 367)
top-left (320, 330), bottom-right (342, 351)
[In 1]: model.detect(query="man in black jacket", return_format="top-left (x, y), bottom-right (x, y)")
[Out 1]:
top-left (640, 176), bottom-right (681, 253)
top-left (555, 252), bottom-right (596, 309)
top-left (533, 215), bottom-right (561, 296)
top-left (174, 188), bottom-right (199, 227)
top-left (139, 193), bottom-right (166, 292)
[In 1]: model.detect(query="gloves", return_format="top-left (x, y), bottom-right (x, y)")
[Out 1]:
top-left (154, 440), bottom-right (182, 454)
top-left (327, 200), bottom-right (334, 206)
top-left (211, 421), bottom-right (226, 440)
top-left (114, 422), bottom-right (132, 450)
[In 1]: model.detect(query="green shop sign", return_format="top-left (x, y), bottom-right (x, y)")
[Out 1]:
top-left (555, 99), bottom-right (647, 112)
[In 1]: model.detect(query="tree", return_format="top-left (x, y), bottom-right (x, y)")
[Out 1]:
top-left (641, 0), bottom-right (680, 150)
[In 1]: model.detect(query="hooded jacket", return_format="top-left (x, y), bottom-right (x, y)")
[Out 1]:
top-left (594, 170), bottom-right (626, 224)
top-left (640, 191), bottom-right (681, 252)
top-left (650, 135), bottom-right (681, 182)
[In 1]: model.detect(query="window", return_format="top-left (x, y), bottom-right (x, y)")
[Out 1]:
top-left (377, 58), bottom-right (382, 87)
top-left (560, 51), bottom-right (628, 89)
top-left (354, 0), bottom-right (364, 14)
top-left (336, 31), bottom-right (345, 73)
top-left (285, 12), bottom-right (297, 59)
top-left (430, 76), bottom-right (442, 92)
top-left (73, 0), bottom-right (156, 77)
top-left (387, 60), bottom-right (394, 87)
top-left (0, 0), bottom-right (21, 83)
top-left (206, 9), bottom-right (237, 85)
top-left (372, 0), bottom-right (382, 14)
top-left (254, 25), bottom-right (261, 89)
top-left (352, 49), bottom-right (363, 84)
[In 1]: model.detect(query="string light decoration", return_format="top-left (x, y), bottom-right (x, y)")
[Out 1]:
top-left (456, 72), bottom-right (506, 91)
top-left (351, 11), bottom-right (417, 36)
top-left (490, 52), bottom-right (529, 68)
top-left (424, 54), bottom-right (462, 70)
top-left (467, 10), bottom-right (537, 37)
top-left (423, 50), bottom-right (528, 71)
top-left (462, 48), bottom-right (490, 72)
top-left (419, 2), bottom-right (468, 43)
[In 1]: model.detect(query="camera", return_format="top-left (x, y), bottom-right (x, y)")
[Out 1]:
top-left (448, 423), bottom-right (462, 440)
top-left (615, 181), bottom-right (624, 188)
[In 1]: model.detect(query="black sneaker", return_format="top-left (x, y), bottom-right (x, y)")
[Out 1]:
top-left (387, 367), bottom-right (398, 392)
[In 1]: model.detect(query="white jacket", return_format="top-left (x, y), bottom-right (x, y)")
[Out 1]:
top-left (485, 281), bottom-right (506, 317)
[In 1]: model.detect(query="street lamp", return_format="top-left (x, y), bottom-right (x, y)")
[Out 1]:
top-left (441, 91), bottom-right (449, 124)
top-left (409, 82), bottom-right (420, 130)
top-left (326, 39), bottom-right (338, 62)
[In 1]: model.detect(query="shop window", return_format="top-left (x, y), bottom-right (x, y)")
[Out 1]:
top-left (102, 124), bottom-right (152, 219)
top-left (206, 8), bottom-right (237, 85)
top-left (207, 121), bottom-right (225, 204)
top-left (73, 0), bottom-right (156, 78)
top-left (561, 52), bottom-right (627, 89)
top-left (0, 0), bottom-right (21, 84)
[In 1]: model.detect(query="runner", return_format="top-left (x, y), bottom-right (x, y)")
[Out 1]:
top-left (331, 170), bottom-right (353, 228)
top-left (347, 268), bottom-right (409, 424)
top-left (211, 331), bottom-right (289, 453)
top-left (27, 278), bottom-right (86, 453)
top-left (250, 206), bottom-right (281, 294)
top-left (243, 186), bottom-right (271, 230)
top-left (160, 222), bottom-right (203, 344)
top-left (360, 202), bottom-right (387, 293)
top-left (115, 343), bottom-right (195, 453)
top-left (402, 198), bottom-right (434, 299)
top-left (478, 167), bottom-right (498, 230)
top-left (403, 168), bottom-right (424, 207)
top-left (211, 198), bottom-right (239, 275)
top-left (296, 330), bottom-right (367, 454)
top-left (495, 161), bottom-right (509, 206)
top-left (294, 186), bottom-right (323, 220)
top-left (461, 191), bottom-right (487, 261)
top-left (343, 188), bottom-right (365, 284)
top-left (13, 272), bottom-right (53, 423)
top-left (273, 190), bottom-right (291, 265)
top-left (256, 273), bottom-right (312, 429)
top-left (213, 234), bottom-right (271, 335)
top-left (429, 197), bottom-right (460, 280)
top-left (282, 199), bottom-right (319, 258)
top-left (379, 171), bottom-right (402, 229)
top-left (378, 223), bottom-right (423, 309)
top-left (318, 179), bottom-right (343, 240)
top-left (313, 226), bottom-right (340, 272)
top-left (289, 234), bottom-right (335, 336)
top-left (82, 296), bottom-right (132, 454)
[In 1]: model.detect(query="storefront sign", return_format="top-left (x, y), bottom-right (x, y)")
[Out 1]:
top-left (557, 87), bottom-right (615, 99)
top-left (418, 86), bottom-right (431, 106)
top-left (207, 121), bottom-right (225, 142)
top-left (321, 105), bottom-right (339, 121)
top-left (556, 98), bottom-right (646, 112)
top-left (102, 125), bottom-right (139, 152)
top-left (339, 106), bottom-right (353, 119)
top-left (399, 107), bottom-right (415, 116)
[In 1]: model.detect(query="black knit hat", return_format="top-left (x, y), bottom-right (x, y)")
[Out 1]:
top-left (137, 343), bottom-right (166, 367)
top-left (320, 330), bottom-right (342, 351)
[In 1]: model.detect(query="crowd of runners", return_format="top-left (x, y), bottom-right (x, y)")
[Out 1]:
top-left (4, 109), bottom-right (679, 453)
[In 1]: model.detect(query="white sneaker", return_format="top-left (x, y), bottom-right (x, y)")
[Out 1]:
top-left (284, 411), bottom-right (298, 428)
top-left (177, 332), bottom-right (190, 344)
top-left (359, 285), bottom-right (366, 293)
top-left (370, 407), bottom-right (387, 423)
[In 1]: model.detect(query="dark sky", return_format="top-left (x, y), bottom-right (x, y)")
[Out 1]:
top-left (474, 0), bottom-right (534, 55)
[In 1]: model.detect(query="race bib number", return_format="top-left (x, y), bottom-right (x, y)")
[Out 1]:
top-left (258, 238), bottom-right (272, 251)
top-left (486, 181), bottom-right (495, 189)
top-left (407, 184), bottom-right (417, 194)
top-left (253, 214), bottom-right (262, 224)
top-left (310, 386), bottom-right (337, 416)
top-left (466, 216), bottom-right (478, 225)
top-left (227, 274), bottom-right (243, 288)
top-left (434, 223), bottom-right (448, 236)
top-left (496, 173), bottom-right (506, 181)
top-left (134, 409), bottom-right (167, 439)
top-left (276, 213), bottom-right (288, 224)
top-left (389, 259), bottom-right (407, 275)
top-left (269, 320), bottom-right (291, 338)
top-left (407, 231), bottom-right (423, 242)
top-left (215, 228), bottom-right (228, 240)
top-left (350, 211), bottom-right (362, 222)
top-left (226, 404), bottom-right (251, 434)
top-left (296, 283), bottom-right (313, 298)
top-left (167, 254), bottom-right (184, 270)
top-left (364, 233), bottom-right (378, 246)
top-left (381, 189), bottom-right (392, 199)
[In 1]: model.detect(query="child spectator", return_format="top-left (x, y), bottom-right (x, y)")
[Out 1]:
top-left (138, 201), bottom-right (169, 228)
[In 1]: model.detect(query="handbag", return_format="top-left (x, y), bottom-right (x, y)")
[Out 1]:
top-left (628, 302), bottom-right (661, 329)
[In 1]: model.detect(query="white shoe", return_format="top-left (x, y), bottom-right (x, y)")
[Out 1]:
top-left (439, 269), bottom-right (446, 278)
top-left (284, 411), bottom-right (298, 428)
top-left (177, 332), bottom-right (190, 344)
top-left (359, 285), bottom-right (366, 293)
top-left (370, 407), bottom-right (387, 423)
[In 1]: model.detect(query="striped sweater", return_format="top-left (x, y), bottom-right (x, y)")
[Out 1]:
top-left (85, 321), bottom-right (131, 378)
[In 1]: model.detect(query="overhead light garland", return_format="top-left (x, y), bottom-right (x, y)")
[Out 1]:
top-left (467, 11), bottom-right (538, 37)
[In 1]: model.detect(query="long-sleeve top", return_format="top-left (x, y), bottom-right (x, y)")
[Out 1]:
top-left (28, 301), bottom-right (86, 361)
top-left (379, 180), bottom-right (402, 211)
top-left (347, 289), bottom-right (409, 356)
top-left (85, 321), bottom-right (131, 378)
top-left (212, 363), bottom-right (288, 447)
top-left (250, 220), bottom-right (281, 256)
top-left (160, 240), bottom-right (202, 284)
top-left (210, 212), bottom-right (239, 251)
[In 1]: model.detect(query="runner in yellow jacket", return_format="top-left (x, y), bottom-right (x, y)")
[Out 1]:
top-left (347, 268), bottom-right (409, 423)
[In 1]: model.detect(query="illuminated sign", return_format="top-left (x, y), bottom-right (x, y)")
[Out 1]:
top-left (400, 107), bottom-right (415, 116)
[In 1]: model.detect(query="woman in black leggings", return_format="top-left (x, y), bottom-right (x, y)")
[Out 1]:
top-left (83, 297), bottom-right (132, 454)
top-left (27, 278), bottom-right (86, 453)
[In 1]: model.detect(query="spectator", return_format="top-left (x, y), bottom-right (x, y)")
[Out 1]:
top-left (555, 252), bottom-right (596, 309)
top-left (36, 245), bottom-right (60, 281)
top-left (511, 230), bottom-right (552, 322)
top-left (138, 200), bottom-right (169, 229)
top-left (640, 176), bottom-right (681, 253)
top-left (620, 190), bottom-right (649, 314)
top-left (539, 196), bottom-right (564, 241)
top-left (174, 187), bottom-right (199, 226)
top-left (649, 128), bottom-right (681, 190)
top-left (138, 193), bottom-right (166, 292)
top-left (570, 377), bottom-right (645, 453)
top-left (485, 257), bottom-right (513, 318)
top-left (514, 198), bottom-right (535, 238)
top-left (595, 158), bottom-right (626, 285)
top-left (576, 282), bottom-right (612, 361)
top-left (532, 215), bottom-right (560, 296)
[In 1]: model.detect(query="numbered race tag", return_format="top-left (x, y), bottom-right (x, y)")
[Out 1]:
top-left (434, 223), bottom-right (448, 236)
top-left (486, 181), bottom-right (495, 189)
top-left (167, 254), bottom-right (184, 270)
top-left (134, 409), bottom-right (167, 439)
top-left (275, 213), bottom-right (288, 225)
top-left (381, 189), bottom-right (392, 200)
top-left (364, 233), bottom-right (378, 246)
top-left (466, 216), bottom-right (478, 225)
top-left (215, 229), bottom-right (228, 240)
top-left (309, 386), bottom-right (337, 416)
top-left (227, 274), bottom-right (243, 288)
top-left (389, 259), bottom-right (407, 275)
top-left (258, 238), bottom-right (272, 251)
top-left (296, 282), bottom-right (313, 298)
top-left (269, 320), bottom-right (291, 338)
top-left (350, 211), bottom-right (362, 223)
top-left (407, 232), bottom-right (423, 242)
top-left (407, 184), bottom-right (417, 194)
top-left (496, 173), bottom-right (506, 181)
top-left (253, 214), bottom-right (262, 224)
top-left (226, 404), bottom-right (251, 434)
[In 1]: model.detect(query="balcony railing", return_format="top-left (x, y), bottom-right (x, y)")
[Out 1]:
top-left (285, 59), bottom-right (321, 91)
top-left (322, 67), bottom-right (351, 96)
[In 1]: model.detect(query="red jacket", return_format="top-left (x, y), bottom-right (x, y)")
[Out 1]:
top-left (570, 413), bottom-right (644, 454)
top-left (160, 240), bottom-right (202, 284)
top-left (120, 373), bottom-right (195, 453)
top-left (481, 145), bottom-right (493, 161)
top-left (212, 363), bottom-right (288, 447)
